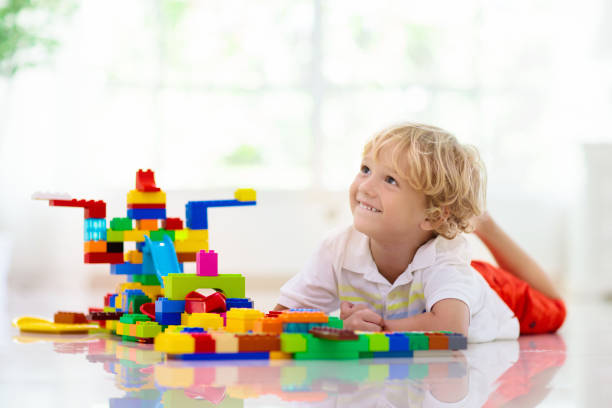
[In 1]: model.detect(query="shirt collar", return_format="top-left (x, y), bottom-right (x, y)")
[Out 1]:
top-left (342, 227), bottom-right (439, 286)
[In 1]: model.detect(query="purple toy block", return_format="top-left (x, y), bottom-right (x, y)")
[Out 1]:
top-left (196, 250), bottom-right (218, 277)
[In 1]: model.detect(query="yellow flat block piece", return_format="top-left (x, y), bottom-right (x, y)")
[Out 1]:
top-left (269, 351), bottom-right (292, 360)
top-left (186, 313), bottom-right (223, 330)
top-left (12, 316), bottom-right (100, 334)
top-left (210, 332), bottom-right (239, 353)
top-left (136, 219), bottom-right (158, 231)
top-left (234, 188), bottom-right (256, 202)
top-left (125, 250), bottom-right (143, 264)
top-left (154, 332), bottom-right (195, 354)
top-left (127, 189), bottom-right (166, 205)
top-left (186, 229), bottom-right (208, 241)
top-left (123, 230), bottom-right (147, 242)
top-left (84, 241), bottom-right (107, 253)
top-left (174, 239), bottom-right (208, 253)
top-left (155, 365), bottom-right (194, 388)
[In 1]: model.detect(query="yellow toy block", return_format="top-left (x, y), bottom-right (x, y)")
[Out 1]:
top-left (140, 285), bottom-right (162, 301)
top-left (234, 188), bottom-right (256, 202)
top-left (123, 230), bottom-right (147, 242)
top-left (174, 229), bottom-right (188, 241)
top-left (115, 322), bottom-right (125, 335)
top-left (155, 365), bottom-right (194, 388)
top-left (106, 320), bottom-right (118, 331)
top-left (155, 332), bottom-right (195, 354)
top-left (269, 351), bottom-right (292, 360)
top-left (210, 332), bottom-right (239, 353)
top-left (225, 309), bottom-right (264, 333)
top-left (186, 229), bottom-right (208, 241)
top-left (174, 239), bottom-right (208, 253)
top-left (186, 313), bottom-right (223, 330)
top-left (127, 189), bottom-right (166, 205)
top-left (125, 250), bottom-right (143, 264)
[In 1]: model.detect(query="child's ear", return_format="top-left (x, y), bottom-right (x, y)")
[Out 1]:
top-left (420, 208), bottom-right (450, 231)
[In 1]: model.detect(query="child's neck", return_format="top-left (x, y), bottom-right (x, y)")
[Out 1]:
top-left (369, 231), bottom-right (434, 285)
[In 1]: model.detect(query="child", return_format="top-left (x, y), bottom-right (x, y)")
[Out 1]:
top-left (274, 122), bottom-right (566, 342)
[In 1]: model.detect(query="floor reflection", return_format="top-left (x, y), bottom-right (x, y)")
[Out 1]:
top-left (12, 333), bottom-right (566, 407)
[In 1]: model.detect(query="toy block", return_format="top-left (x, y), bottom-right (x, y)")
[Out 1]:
top-left (425, 332), bottom-right (449, 350)
top-left (106, 241), bottom-right (124, 253)
top-left (174, 239), bottom-right (208, 253)
top-left (309, 327), bottom-right (358, 340)
top-left (136, 321), bottom-right (162, 338)
top-left (185, 313), bottom-right (224, 330)
top-left (164, 274), bottom-right (245, 300)
top-left (234, 188), bottom-right (256, 202)
top-left (163, 218), bottom-right (183, 230)
top-left (85, 252), bottom-right (124, 264)
top-left (84, 241), bottom-right (107, 253)
top-left (54, 311), bottom-right (88, 324)
top-left (280, 310), bottom-right (328, 323)
top-left (280, 333), bottom-right (307, 353)
top-left (150, 229), bottom-right (175, 242)
top-left (128, 295), bottom-right (151, 314)
top-left (110, 217), bottom-right (133, 231)
top-left (155, 332), bottom-right (195, 354)
top-left (121, 290), bottom-right (148, 313)
top-left (177, 252), bottom-right (196, 263)
top-left (237, 334), bottom-right (280, 352)
top-left (123, 230), bottom-right (146, 242)
top-left (106, 230), bottom-right (124, 242)
top-left (174, 229), bottom-right (187, 241)
top-left (190, 333), bottom-right (216, 353)
top-left (156, 312), bottom-right (182, 325)
top-left (187, 229), bottom-right (208, 240)
top-left (269, 351), bottom-right (292, 360)
top-left (139, 302), bottom-right (155, 319)
top-left (136, 219), bottom-right (158, 230)
top-left (446, 333), bottom-right (468, 350)
top-left (196, 250), bottom-right (218, 276)
top-left (128, 208), bottom-right (167, 220)
top-left (84, 218), bottom-right (107, 241)
top-left (119, 313), bottom-right (151, 324)
top-left (177, 351), bottom-right (269, 361)
top-left (155, 298), bottom-right (186, 313)
top-left (185, 202), bottom-right (208, 229)
top-left (185, 291), bottom-right (226, 314)
top-left (110, 262), bottom-right (143, 275)
top-left (209, 332), bottom-right (239, 353)
top-left (136, 169), bottom-right (161, 192)
top-left (131, 274), bottom-right (161, 286)
top-left (226, 298), bottom-right (254, 310)
top-left (84, 201), bottom-right (106, 218)
top-left (386, 333), bottom-right (411, 352)
top-left (127, 189), bottom-right (166, 205)
top-left (125, 250), bottom-right (143, 264)
top-left (408, 333), bottom-right (429, 350)
top-left (253, 317), bottom-right (283, 334)
top-left (293, 334), bottom-right (367, 360)
top-left (327, 316), bottom-right (343, 329)
top-left (128, 203), bottom-right (166, 209)
top-left (366, 333), bottom-right (390, 352)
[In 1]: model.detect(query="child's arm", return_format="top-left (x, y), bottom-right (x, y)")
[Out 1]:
top-left (383, 298), bottom-right (469, 336)
top-left (273, 304), bottom-right (289, 312)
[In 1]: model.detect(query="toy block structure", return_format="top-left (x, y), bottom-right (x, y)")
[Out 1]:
top-left (23, 168), bottom-right (469, 363)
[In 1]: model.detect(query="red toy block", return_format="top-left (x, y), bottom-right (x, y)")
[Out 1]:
top-left (185, 291), bottom-right (226, 313)
top-left (191, 333), bottom-right (216, 353)
top-left (162, 217), bottom-right (184, 230)
top-left (84, 200), bottom-right (106, 218)
top-left (177, 252), bottom-right (196, 263)
top-left (136, 169), bottom-right (161, 192)
top-left (84, 252), bottom-right (124, 264)
top-left (237, 334), bottom-right (280, 352)
top-left (196, 250), bottom-right (218, 277)
top-left (127, 203), bottom-right (166, 209)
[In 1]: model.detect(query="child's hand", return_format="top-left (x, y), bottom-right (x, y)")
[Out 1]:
top-left (469, 211), bottom-right (492, 233)
top-left (340, 301), bottom-right (383, 331)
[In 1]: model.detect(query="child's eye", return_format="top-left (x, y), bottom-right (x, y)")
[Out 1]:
top-left (385, 176), bottom-right (397, 186)
top-left (360, 165), bottom-right (370, 175)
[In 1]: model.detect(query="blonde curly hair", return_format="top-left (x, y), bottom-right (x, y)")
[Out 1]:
top-left (363, 122), bottom-right (486, 239)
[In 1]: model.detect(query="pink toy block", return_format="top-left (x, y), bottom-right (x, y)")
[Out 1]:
top-left (196, 250), bottom-right (218, 276)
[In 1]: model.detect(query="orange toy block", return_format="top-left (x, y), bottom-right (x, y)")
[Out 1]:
top-left (253, 317), bottom-right (283, 334)
top-left (136, 219), bottom-right (158, 231)
top-left (177, 252), bottom-right (196, 263)
top-left (84, 241), bottom-right (107, 253)
top-left (237, 334), bottom-right (281, 352)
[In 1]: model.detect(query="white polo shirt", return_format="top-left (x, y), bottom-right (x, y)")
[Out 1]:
top-left (278, 225), bottom-right (519, 343)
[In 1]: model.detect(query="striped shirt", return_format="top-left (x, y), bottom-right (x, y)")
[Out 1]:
top-left (278, 225), bottom-right (519, 342)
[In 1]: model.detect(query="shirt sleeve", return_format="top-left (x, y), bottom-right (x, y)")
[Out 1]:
top-left (423, 264), bottom-right (480, 315)
top-left (277, 239), bottom-right (340, 314)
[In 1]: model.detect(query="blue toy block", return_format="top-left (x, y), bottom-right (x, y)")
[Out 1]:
top-left (110, 262), bottom-right (144, 275)
top-left (226, 298), bottom-right (254, 310)
top-left (155, 297), bottom-right (185, 313)
top-left (175, 352), bottom-right (269, 361)
top-left (181, 327), bottom-right (206, 333)
top-left (371, 351), bottom-right (414, 358)
top-left (185, 202), bottom-right (208, 229)
top-left (155, 312), bottom-right (182, 325)
top-left (127, 208), bottom-right (166, 220)
top-left (386, 333), bottom-right (411, 352)
top-left (136, 242), bottom-right (146, 252)
top-left (84, 218), bottom-right (107, 241)
top-left (109, 294), bottom-right (117, 308)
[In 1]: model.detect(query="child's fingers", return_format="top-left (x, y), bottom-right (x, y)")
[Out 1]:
top-left (356, 309), bottom-right (383, 326)
top-left (340, 301), bottom-right (354, 319)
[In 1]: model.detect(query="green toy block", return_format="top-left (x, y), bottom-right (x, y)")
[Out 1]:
top-left (408, 333), bottom-right (429, 350)
top-left (367, 333), bottom-right (390, 352)
top-left (110, 217), bottom-right (133, 231)
top-left (150, 229), bottom-right (175, 242)
top-left (137, 321), bottom-right (162, 338)
top-left (164, 273), bottom-right (245, 300)
top-left (293, 334), bottom-right (368, 360)
top-left (106, 229), bottom-right (124, 242)
top-left (132, 274), bottom-right (161, 285)
top-left (327, 316), bottom-right (343, 329)
top-left (103, 306), bottom-right (117, 312)
top-left (128, 295), bottom-right (152, 314)
top-left (174, 230), bottom-right (188, 241)
top-left (120, 313), bottom-right (151, 324)
top-left (281, 333), bottom-right (307, 353)
top-left (409, 363), bottom-right (429, 379)
top-left (122, 335), bottom-right (138, 342)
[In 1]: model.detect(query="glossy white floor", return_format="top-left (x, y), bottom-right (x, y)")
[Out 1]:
top-left (1, 286), bottom-right (611, 407)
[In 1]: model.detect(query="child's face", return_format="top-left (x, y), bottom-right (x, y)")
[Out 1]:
top-left (349, 145), bottom-right (432, 242)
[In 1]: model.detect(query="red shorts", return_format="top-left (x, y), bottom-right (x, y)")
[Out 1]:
top-left (471, 260), bottom-right (566, 334)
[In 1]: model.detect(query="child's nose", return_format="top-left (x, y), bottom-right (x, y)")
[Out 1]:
top-left (359, 177), bottom-right (377, 196)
